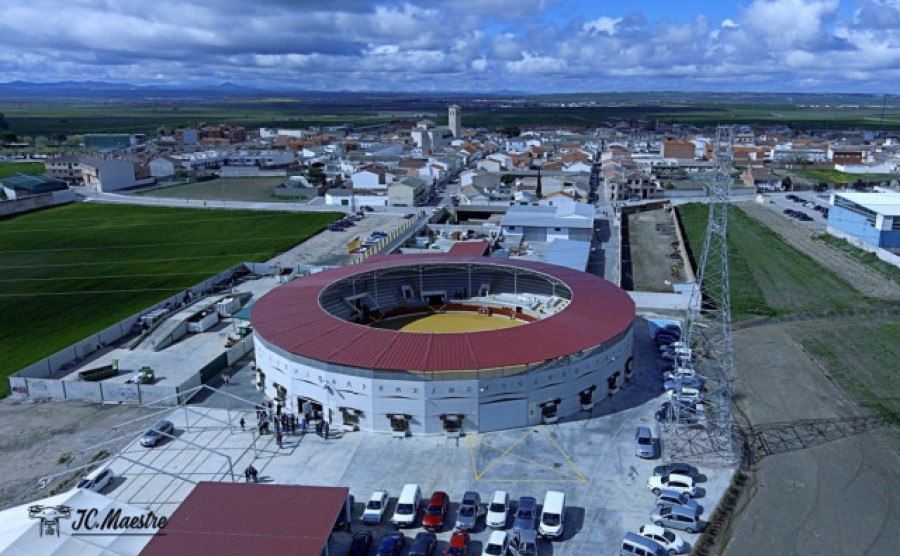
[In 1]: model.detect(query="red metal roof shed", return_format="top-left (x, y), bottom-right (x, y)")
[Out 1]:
top-left (141, 482), bottom-right (348, 556)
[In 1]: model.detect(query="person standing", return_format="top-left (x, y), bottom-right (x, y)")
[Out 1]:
top-left (300, 417), bottom-right (308, 435)
top-left (323, 421), bottom-right (329, 440)
top-left (239, 417), bottom-right (245, 431)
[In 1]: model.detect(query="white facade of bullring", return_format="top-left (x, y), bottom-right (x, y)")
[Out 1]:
top-left (254, 325), bottom-right (633, 435)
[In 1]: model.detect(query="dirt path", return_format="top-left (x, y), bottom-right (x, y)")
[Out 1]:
top-left (737, 202), bottom-right (900, 301)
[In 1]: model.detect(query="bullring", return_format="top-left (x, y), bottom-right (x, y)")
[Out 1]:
top-left (251, 254), bottom-right (635, 434)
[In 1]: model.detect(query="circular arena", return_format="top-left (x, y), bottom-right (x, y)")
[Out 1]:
top-left (251, 255), bottom-right (635, 435)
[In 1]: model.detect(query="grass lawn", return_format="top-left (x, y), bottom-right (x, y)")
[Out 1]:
top-left (0, 161), bottom-right (46, 179)
top-left (791, 318), bottom-right (900, 424)
top-left (677, 203), bottom-right (872, 317)
top-left (797, 168), bottom-right (897, 184)
top-left (0, 203), bottom-right (341, 396)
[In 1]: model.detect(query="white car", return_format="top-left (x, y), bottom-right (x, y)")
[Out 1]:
top-left (486, 490), bottom-right (509, 528)
top-left (664, 386), bottom-right (703, 402)
top-left (638, 523), bottom-right (689, 554)
top-left (361, 489), bottom-right (389, 524)
top-left (77, 467), bottom-right (115, 493)
top-left (647, 473), bottom-right (698, 497)
top-left (663, 367), bottom-right (701, 382)
top-left (482, 530), bottom-right (509, 555)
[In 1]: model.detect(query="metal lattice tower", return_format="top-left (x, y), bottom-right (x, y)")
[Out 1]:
top-left (666, 126), bottom-right (738, 465)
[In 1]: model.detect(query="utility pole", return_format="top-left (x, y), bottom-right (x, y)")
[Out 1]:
top-left (665, 126), bottom-right (738, 466)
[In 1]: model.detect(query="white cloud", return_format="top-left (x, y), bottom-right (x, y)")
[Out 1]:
top-left (505, 51), bottom-right (566, 75)
top-left (583, 16), bottom-right (621, 35)
top-left (0, 0), bottom-right (896, 92)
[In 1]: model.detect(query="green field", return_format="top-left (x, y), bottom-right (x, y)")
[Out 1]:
top-left (678, 203), bottom-right (873, 318)
top-left (797, 169), bottom-right (898, 184)
top-left (677, 202), bottom-right (899, 421)
top-left (0, 203), bottom-right (341, 396)
top-left (0, 162), bottom-right (45, 179)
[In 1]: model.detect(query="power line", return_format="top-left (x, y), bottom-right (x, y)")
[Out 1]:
top-left (0, 235), bottom-right (309, 254)
top-left (0, 251), bottom-right (272, 270)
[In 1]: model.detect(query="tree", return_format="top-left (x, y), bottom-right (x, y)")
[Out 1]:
top-left (535, 168), bottom-right (543, 200)
top-left (307, 163), bottom-right (326, 187)
top-left (0, 112), bottom-right (8, 131)
top-left (501, 125), bottom-right (520, 138)
top-left (781, 176), bottom-right (793, 191)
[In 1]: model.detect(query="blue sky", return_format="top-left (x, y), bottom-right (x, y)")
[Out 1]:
top-left (0, 0), bottom-right (897, 93)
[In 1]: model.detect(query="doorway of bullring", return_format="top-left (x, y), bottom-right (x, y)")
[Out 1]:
top-left (298, 397), bottom-right (327, 423)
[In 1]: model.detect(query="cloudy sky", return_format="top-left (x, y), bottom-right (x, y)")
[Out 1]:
top-left (1, 0), bottom-right (898, 93)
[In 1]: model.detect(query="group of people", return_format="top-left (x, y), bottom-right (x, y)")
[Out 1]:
top-left (247, 405), bottom-right (334, 445)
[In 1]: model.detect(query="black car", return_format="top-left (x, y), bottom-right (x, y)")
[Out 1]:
top-left (408, 531), bottom-right (437, 556)
top-left (348, 531), bottom-right (373, 556)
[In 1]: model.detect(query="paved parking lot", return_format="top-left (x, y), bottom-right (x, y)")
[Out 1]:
top-left (92, 318), bottom-right (735, 555)
top-left (757, 191), bottom-right (830, 231)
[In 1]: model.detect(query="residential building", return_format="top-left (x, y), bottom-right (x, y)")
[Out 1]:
top-left (742, 168), bottom-right (781, 190)
top-left (45, 155), bottom-right (83, 184)
top-left (80, 158), bottom-right (150, 192)
top-left (388, 177), bottom-right (429, 206)
top-left (661, 140), bottom-right (697, 159)
top-left (500, 203), bottom-right (595, 244)
top-left (149, 157), bottom-right (176, 178)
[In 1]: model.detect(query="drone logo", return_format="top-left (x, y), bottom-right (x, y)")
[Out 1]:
top-left (29, 504), bottom-right (72, 538)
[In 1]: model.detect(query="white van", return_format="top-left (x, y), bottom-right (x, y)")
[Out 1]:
top-left (620, 532), bottom-right (667, 556)
top-left (537, 490), bottom-right (565, 539)
top-left (390, 483), bottom-right (421, 528)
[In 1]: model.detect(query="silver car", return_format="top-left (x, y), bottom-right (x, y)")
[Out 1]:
top-left (140, 419), bottom-right (174, 447)
top-left (650, 504), bottom-right (702, 534)
top-left (635, 426), bottom-right (656, 458)
top-left (455, 490), bottom-right (485, 531)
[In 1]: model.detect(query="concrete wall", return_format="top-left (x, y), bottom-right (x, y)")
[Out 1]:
top-left (0, 192), bottom-right (54, 217)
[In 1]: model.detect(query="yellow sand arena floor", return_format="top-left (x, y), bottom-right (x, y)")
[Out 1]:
top-left (383, 312), bottom-right (524, 333)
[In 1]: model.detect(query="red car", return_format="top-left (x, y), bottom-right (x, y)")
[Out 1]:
top-left (443, 530), bottom-right (470, 556)
top-left (421, 491), bottom-right (450, 532)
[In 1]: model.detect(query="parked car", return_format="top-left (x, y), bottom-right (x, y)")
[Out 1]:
top-left (510, 529), bottom-right (537, 556)
top-left (638, 523), bottom-right (690, 554)
top-left (361, 205), bottom-right (375, 212)
top-left (662, 367), bottom-right (701, 382)
top-left (650, 504), bottom-right (702, 534)
top-left (140, 420), bottom-right (174, 447)
top-left (391, 484), bottom-right (421, 528)
top-left (335, 494), bottom-right (356, 530)
top-left (455, 491), bottom-right (485, 531)
top-left (362, 489), bottom-right (390, 524)
top-left (663, 377), bottom-right (704, 392)
top-left (635, 426), bottom-right (656, 458)
top-left (486, 490), bottom-right (509, 528)
top-left (408, 532), bottom-right (437, 556)
top-left (348, 531), bottom-right (373, 556)
top-left (513, 496), bottom-right (537, 534)
top-left (482, 530), bottom-right (509, 555)
top-left (444, 530), bottom-right (470, 556)
top-left (664, 386), bottom-right (703, 402)
top-left (656, 488), bottom-right (702, 514)
top-left (376, 531), bottom-right (407, 556)
top-left (76, 467), bottom-right (115, 492)
top-left (422, 491), bottom-right (450, 532)
top-left (655, 401), bottom-right (701, 424)
top-left (652, 463), bottom-right (700, 479)
top-left (647, 473), bottom-right (698, 497)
